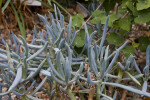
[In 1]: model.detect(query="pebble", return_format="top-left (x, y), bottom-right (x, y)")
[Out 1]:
top-left (0, 78), bottom-right (2, 82)
top-left (2, 87), bottom-right (8, 92)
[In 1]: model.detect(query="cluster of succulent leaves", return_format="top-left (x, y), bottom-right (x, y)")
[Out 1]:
top-left (72, 0), bottom-right (150, 55)
top-left (0, 5), bottom-right (150, 100)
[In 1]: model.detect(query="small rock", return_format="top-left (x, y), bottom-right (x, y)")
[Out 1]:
top-left (0, 25), bottom-right (4, 30)
top-left (2, 87), bottom-right (8, 92)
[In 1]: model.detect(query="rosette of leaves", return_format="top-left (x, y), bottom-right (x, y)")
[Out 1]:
top-left (77, 17), bottom-right (150, 99)
top-left (0, 5), bottom-right (81, 100)
top-left (117, 45), bottom-right (150, 97)
top-left (0, 33), bottom-right (50, 100)
top-left (37, 5), bottom-right (79, 47)
top-left (46, 43), bottom-right (84, 100)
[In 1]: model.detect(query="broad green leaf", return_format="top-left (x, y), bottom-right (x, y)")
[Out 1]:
top-left (117, 6), bottom-right (127, 18)
top-left (92, 10), bottom-right (105, 17)
top-left (113, 21), bottom-right (119, 29)
top-left (134, 11), bottom-right (150, 24)
top-left (126, 0), bottom-right (138, 16)
top-left (119, 29), bottom-right (128, 34)
top-left (99, 13), bottom-right (118, 26)
top-left (74, 36), bottom-right (85, 47)
top-left (121, 0), bottom-right (127, 9)
top-left (72, 14), bottom-right (84, 27)
top-left (119, 17), bottom-right (133, 32)
top-left (108, 13), bottom-right (118, 26)
top-left (74, 29), bottom-right (85, 47)
top-left (138, 37), bottom-right (150, 52)
top-left (91, 10), bottom-right (106, 24)
top-left (106, 32), bottom-right (124, 46)
top-left (137, 0), bottom-right (150, 10)
top-left (125, 71), bottom-right (141, 86)
top-left (91, 17), bottom-right (101, 24)
top-left (74, 29), bottom-right (92, 47)
top-left (121, 45), bottom-right (135, 58)
top-left (132, 41), bottom-right (139, 47)
top-left (91, 10), bottom-right (118, 26)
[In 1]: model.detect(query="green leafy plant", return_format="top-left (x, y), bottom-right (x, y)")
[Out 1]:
top-left (78, 0), bottom-right (150, 53)
top-left (72, 14), bottom-right (84, 27)
top-left (106, 32), bottom-right (124, 46)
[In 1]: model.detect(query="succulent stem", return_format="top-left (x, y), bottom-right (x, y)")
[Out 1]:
top-left (67, 88), bottom-right (76, 100)
top-left (96, 83), bottom-right (101, 100)
top-left (116, 69), bottom-right (123, 83)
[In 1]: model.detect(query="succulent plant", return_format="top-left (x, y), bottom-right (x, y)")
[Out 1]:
top-left (0, 4), bottom-right (150, 100)
top-left (83, 18), bottom-right (150, 98)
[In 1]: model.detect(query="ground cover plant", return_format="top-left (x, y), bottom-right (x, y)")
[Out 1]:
top-left (73, 0), bottom-right (150, 55)
top-left (0, 3), bottom-right (150, 100)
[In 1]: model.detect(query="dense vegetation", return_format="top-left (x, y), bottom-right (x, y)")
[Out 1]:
top-left (0, 0), bottom-right (150, 99)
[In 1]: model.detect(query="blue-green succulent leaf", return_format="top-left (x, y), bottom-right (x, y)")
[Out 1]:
top-left (54, 28), bottom-right (65, 45)
top-left (102, 82), bottom-right (150, 97)
top-left (47, 54), bottom-right (65, 81)
top-left (105, 51), bottom-right (119, 76)
top-left (23, 59), bottom-right (46, 83)
top-left (142, 81), bottom-right (147, 93)
top-left (70, 30), bottom-right (79, 46)
top-left (51, 71), bottom-right (66, 85)
top-left (56, 51), bottom-right (65, 77)
top-left (87, 70), bottom-right (100, 84)
top-left (21, 36), bottom-right (29, 57)
top-left (31, 76), bottom-right (47, 95)
top-left (133, 59), bottom-right (141, 74)
top-left (8, 64), bottom-right (22, 91)
top-left (54, 4), bottom-right (58, 23)
top-left (117, 62), bottom-right (125, 70)
top-left (99, 17), bottom-right (109, 52)
top-left (52, 19), bottom-right (59, 37)
top-left (146, 45), bottom-right (150, 69)
top-left (27, 42), bottom-right (48, 61)
top-left (67, 17), bottom-right (72, 43)
top-left (26, 94), bottom-right (43, 100)
top-left (65, 57), bottom-right (71, 83)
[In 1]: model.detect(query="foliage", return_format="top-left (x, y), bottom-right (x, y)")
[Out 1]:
top-left (72, 14), bottom-right (84, 27)
top-left (138, 37), bottom-right (150, 52)
top-left (121, 45), bottom-right (135, 58)
top-left (74, 29), bottom-right (92, 48)
top-left (91, 10), bottom-right (118, 26)
top-left (77, 0), bottom-right (150, 53)
top-left (106, 32), bottom-right (124, 46)
top-left (0, 5), bottom-right (150, 100)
